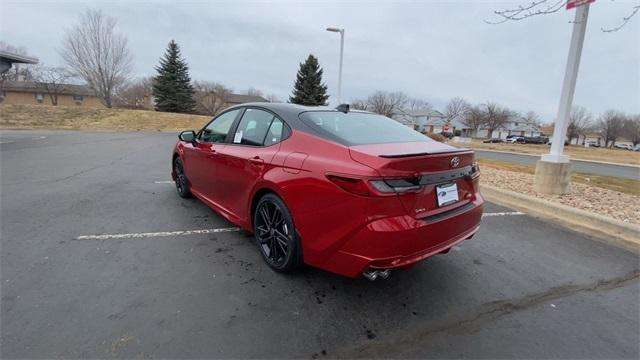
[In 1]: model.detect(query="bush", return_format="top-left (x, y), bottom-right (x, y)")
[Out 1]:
top-left (426, 132), bottom-right (446, 142)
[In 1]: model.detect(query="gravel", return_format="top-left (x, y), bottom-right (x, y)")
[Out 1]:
top-left (481, 167), bottom-right (640, 224)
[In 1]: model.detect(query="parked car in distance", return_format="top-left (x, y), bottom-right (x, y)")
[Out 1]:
top-left (440, 132), bottom-right (455, 139)
top-left (523, 136), bottom-right (549, 144)
top-left (506, 136), bottom-right (525, 143)
top-left (614, 143), bottom-right (633, 150)
top-left (171, 103), bottom-right (484, 279)
top-left (585, 140), bottom-right (600, 148)
top-left (483, 138), bottom-right (503, 143)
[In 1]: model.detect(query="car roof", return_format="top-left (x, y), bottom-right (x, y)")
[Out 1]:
top-left (224, 102), bottom-right (371, 132)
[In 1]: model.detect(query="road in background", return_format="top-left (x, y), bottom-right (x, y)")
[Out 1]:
top-left (475, 150), bottom-right (640, 180)
top-left (1, 130), bottom-right (638, 358)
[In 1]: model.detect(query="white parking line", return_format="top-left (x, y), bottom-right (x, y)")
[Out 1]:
top-left (482, 211), bottom-right (525, 217)
top-left (154, 180), bottom-right (175, 184)
top-left (76, 212), bottom-right (523, 240)
top-left (76, 227), bottom-right (241, 240)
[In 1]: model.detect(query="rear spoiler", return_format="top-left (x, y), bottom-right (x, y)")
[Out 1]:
top-left (379, 148), bottom-right (472, 158)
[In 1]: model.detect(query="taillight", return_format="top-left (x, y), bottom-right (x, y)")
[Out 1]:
top-left (326, 175), bottom-right (372, 196)
top-left (370, 178), bottom-right (422, 193)
top-left (470, 161), bottom-right (480, 193)
top-left (327, 174), bottom-right (424, 196)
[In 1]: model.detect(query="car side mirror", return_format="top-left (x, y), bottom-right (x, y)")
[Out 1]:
top-left (179, 130), bottom-right (196, 142)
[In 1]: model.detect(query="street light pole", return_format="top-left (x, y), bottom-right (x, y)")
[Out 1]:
top-left (534, 3), bottom-right (590, 195)
top-left (542, 4), bottom-right (590, 163)
top-left (326, 27), bottom-right (345, 104)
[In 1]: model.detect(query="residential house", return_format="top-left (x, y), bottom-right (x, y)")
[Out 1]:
top-left (224, 93), bottom-right (268, 107)
top-left (392, 109), bottom-right (447, 133)
top-left (392, 109), bottom-right (475, 136)
top-left (0, 81), bottom-right (103, 107)
top-left (476, 117), bottom-right (541, 139)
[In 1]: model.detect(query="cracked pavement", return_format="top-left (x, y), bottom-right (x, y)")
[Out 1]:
top-left (1, 130), bottom-right (639, 359)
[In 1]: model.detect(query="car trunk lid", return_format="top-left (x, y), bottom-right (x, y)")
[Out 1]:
top-left (349, 141), bottom-right (477, 220)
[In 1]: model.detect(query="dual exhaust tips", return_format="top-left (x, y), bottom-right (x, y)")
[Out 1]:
top-left (362, 268), bottom-right (391, 281)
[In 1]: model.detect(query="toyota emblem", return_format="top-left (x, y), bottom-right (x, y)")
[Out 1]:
top-left (450, 156), bottom-right (460, 168)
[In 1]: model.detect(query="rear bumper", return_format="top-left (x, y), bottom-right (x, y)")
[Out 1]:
top-left (319, 197), bottom-right (483, 278)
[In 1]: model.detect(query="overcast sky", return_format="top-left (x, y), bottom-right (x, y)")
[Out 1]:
top-left (1, 0), bottom-right (638, 120)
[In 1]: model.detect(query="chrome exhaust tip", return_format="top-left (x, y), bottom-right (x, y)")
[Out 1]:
top-left (378, 269), bottom-right (391, 279)
top-left (362, 269), bottom-right (391, 281)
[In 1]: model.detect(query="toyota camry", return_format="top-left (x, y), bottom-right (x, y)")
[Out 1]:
top-left (171, 103), bottom-right (483, 279)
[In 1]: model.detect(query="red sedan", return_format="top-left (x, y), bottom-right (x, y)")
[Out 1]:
top-left (172, 103), bottom-right (483, 279)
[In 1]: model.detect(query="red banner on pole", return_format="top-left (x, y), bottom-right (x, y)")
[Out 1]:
top-left (567, 0), bottom-right (595, 10)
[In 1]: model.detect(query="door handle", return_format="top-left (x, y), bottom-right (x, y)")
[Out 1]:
top-left (249, 156), bottom-right (265, 165)
top-left (205, 149), bottom-right (217, 159)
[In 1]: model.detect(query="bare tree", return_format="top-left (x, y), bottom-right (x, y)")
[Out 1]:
top-left (350, 98), bottom-right (368, 111)
top-left (462, 105), bottom-right (485, 136)
top-left (246, 87), bottom-right (264, 98)
top-left (32, 65), bottom-right (73, 106)
top-left (60, 9), bottom-right (133, 108)
top-left (115, 77), bottom-right (152, 109)
top-left (486, 0), bottom-right (639, 32)
top-left (622, 114), bottom-right (640, 146)
top-left (266, 93), bottom-right (280, 103)
top-left (597, 110), bottom-right (625, 148)
top-left (566, 106), bottom-right (592, 144)
top-left (482, 102), bottom-right (513, 138)
top-left (406, 98), bottom-right (433, 111)
top-left (444, 97), bottom-right (471, 122)
top-left (194, 81), bottom-right (232, 115)
top-left (365, 91), bottom-right (408, 117)
top-left (523, 111), bottom-right (540, 124)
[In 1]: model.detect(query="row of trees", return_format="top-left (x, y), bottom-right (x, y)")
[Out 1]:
top-left (60, 9), bottom-right (324, 113)
top-left (350, 91), bottom-right (433, 117)
top-left (352, 91), bottom-right (639, 147)
top-left (566, 107), bottom-right (639, 147)
top-left (4, 8), bottom-right (638, 144)
top-left (350, 93), bottom-right (532, 138)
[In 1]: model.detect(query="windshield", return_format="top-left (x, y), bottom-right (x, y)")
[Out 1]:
top-left (299, 111), bottom-right (431, 146)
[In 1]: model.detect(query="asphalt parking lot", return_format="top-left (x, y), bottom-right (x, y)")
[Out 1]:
top-left (1, 130), bottom-right (639, 359)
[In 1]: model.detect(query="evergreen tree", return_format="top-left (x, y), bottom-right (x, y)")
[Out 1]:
top-left (152, 40), bottom-right (196, 113)
top-left (289, 54), bottom-right (329, 106)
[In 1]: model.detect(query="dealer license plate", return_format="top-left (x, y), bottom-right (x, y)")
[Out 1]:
top-left (436, 183), bottom-right (459, 207)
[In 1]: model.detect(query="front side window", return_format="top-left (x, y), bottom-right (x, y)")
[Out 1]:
top-left (299, 111), bottom-right (429, 146)
top-left (200, 108), bottom-right (241, 143)
top-left (233, 108), bottom-right (281, 146)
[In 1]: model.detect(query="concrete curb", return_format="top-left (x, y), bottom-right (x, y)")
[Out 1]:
top-left (480, 184), bottom-right (640, 250)
top-left (473, 149), bottom-right (640, 169)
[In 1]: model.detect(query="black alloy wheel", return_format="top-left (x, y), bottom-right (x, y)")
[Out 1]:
top-left (253, 194), bottom-right (300, 271)
top-left (173, 157), bottom-right (192, 198)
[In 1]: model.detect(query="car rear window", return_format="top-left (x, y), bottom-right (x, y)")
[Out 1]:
top-left (299, 111), bottom-right (430, 146)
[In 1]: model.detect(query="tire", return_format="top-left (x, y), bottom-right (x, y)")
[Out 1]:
top-left (253, 193), bottom-right (301, 272)
top-left (173, 157), bottom-right (192, 198)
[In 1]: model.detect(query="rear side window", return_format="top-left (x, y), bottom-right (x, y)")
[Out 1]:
top-left (264, 119), bottom-right (286, 146)
top-left (200, 109), bottom-right (240, 143)
top-left (299, 111), bottom-right (429, 146)
top-left (233, 108), bottom-right (287, 146)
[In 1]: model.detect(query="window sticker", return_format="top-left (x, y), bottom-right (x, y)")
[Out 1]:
top-left (233, 130), bottom-right (243, 143)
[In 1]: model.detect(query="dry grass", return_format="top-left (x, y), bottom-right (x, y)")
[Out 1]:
top-left (461, 138), bottom-right (640, 166)
top-left (0, 104), bottom-right (211, 132)
top-left (478, 158), bottom-right (640, 196)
